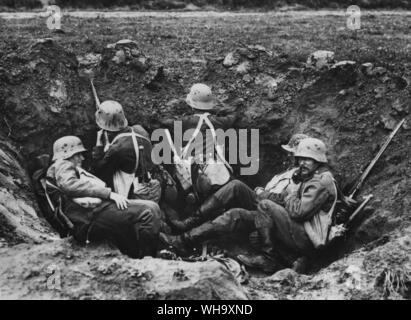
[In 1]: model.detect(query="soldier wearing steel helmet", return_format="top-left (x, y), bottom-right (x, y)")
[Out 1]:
top-left (92, 100), bottom-right (175, 235)
top-left (162, 83), bottom-right (256, 233)
top-left (160, 136), bottom-right (337, 274)
top-left (47, 135), bottom-right (161, 258)
top-left (159, 134), bottom-right (308, 263)
top-left (255, 133), bottom-right (310, 200)
top-left (92, 100), bottom-right (154, 197)
top-left (238, 137), bottom-right (338, 273)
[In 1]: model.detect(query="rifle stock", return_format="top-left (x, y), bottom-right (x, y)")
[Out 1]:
top-left (348, 118), bottom-right (405, 199)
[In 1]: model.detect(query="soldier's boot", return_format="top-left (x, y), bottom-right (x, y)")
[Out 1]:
top-left (170, 196), bottom-right (222, 233)
top-left (159, 220), bottom-right (219, 257)
top-left (237, 227), bottom-right (280, 274)
top-left (159, 232), bottom-right (192, 257)
top-left (236, 254), bottom-right (279, 274)
top-left (292, 256), bottom-right (311, 274)
top-left (169, 215), bottom-right (203, 234)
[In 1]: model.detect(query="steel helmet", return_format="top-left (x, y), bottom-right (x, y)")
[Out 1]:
top-left (186, 83), bottom-right (216, 111)
top-left (95, 100), bottom-right (128, 132)
top-left (52, 136), bottom-right (87, 161)
top-left (294, 138), bottom-right (328, 163)
top-left (281, 133), bottom-right (310, 153)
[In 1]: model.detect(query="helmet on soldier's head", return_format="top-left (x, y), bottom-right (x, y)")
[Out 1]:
top-left (186, 83), bottom-right (216, 111)
top-left (294, 138), bottom-right (328, 163)
top-left (95, 100), bottom-right (128, 132)
top-left (52, 136), bottom-right (87, 162)
top-left (281, 134), bottom-right (310, 153)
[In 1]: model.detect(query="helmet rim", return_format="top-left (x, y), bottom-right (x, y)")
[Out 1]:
top-left (52, 136), bottom-right (87, 161)
top-left (95, 100), bottom-right (128, 132)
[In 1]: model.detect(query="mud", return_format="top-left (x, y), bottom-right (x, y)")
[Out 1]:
top-left (0, 10), bottom-right (410, 299)
top-left (0, 239), bottom-right (248, 300)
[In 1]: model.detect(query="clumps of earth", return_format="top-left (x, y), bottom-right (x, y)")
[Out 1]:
top-left (0, 38), bottom-right (410, 300)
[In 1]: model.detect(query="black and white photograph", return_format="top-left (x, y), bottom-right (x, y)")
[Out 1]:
top-left (0, 0), bottom-right (410, 304)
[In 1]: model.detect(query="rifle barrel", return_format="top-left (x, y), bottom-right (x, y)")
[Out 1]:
top-left (90, 79), bottom-right (100, 109)
top-left (349, 118), bottom-right (405, 198)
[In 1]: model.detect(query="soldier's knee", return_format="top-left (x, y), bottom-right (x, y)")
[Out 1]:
top-left (258, 199), bottom-right (282, 213)
top-left (231, 179), bottom-right (248, 191)
top-left (221, 208), bottom-right (252, 232)
top-left (145, 207), bottom-right (161, 233)
top-left (147, 202), bottom-right (161, 219)
top-left (131, 204), bottom-right (160, 231)
top-left (210, 208), bottom-right (237, 230)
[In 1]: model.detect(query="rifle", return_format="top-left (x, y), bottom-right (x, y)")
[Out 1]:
top-left (348, 118), bottom-right (405, 199)
top-left (346, 194), bottom-right (373, 227)
top-left (90, 79), bottom-right (100, 110)
top-left (90, 79), bottom-right (107, 147)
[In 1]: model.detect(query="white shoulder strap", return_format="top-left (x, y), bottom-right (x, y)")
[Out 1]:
top-left (327, 176), bottom-right (339, 218)
top-left (103, 131), bottom-right (110, 152)
top-left (181, 113), bottom-right (208, 159)
top-left (164, 129), bottom-right (179, 156)
top-left (103, 130), bottom-right (149, 152)
top-left (130, 130), bottom-right (139, 173)
top-left (202, 114), bottom-right (233, 172)
top-left (110, 131), bottom-right (150, 145)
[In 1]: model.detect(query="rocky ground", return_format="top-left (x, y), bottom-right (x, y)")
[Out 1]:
top-left (0, 10), bottom-right (410, 299)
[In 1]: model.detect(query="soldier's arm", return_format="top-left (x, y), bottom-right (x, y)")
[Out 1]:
top-left (131, 124), bottom-right (150, 139)
top-left (91, 143), bottom-right (120, 179)
top-left (181, 115), bottom-right (201, 131)
top-left (257, 190), bottom-right (285, 205)
top-left (92, 145), bottom-right (105, 162)
top-left (211, 113), bottom-right (240, 130)
top-left (55, 160), bottom-right (111, 199)
top-left (285, 178), bottom-right (331, 222)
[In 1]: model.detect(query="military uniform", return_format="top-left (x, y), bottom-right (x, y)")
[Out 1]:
top-left (161, 108), bottom-right (257, 231)
top-left (47, 159), bottom-right (161, 258)
top-left (162, 165), bottom-right (337, 264)
top-left (92, 124), bottom-right (153, 193)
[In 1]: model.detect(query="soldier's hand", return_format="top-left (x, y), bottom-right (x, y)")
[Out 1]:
top-left (109, 192), bottom-right (129, 210)
top-left (256, 190), bottom-right (271, 201)
top-left (258, 199), bottom-right (273, 212)
top-left (267, 192), bottom-right (285, 205)
top-left (345, 196), bottom-right (358, 209)
top-left (96, 129), bottom-right (105, 147)
top-left (254, 187), bottom-right (264, 196)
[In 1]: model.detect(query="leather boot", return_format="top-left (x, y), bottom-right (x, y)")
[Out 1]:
top-left (159, 232), bottom-right (192, 257)
top-left (258, 227), bottom-right (276, 257)
top-left (185, 221), bottom-right (218, 245)
top-left (292, 256), bottom-right (310, 274)
top-left (237, 227), bottom-right (280, 274)
top-left (170, 196), bottom-right (222, 233)
top-left (138, 231), bottom-right (158, 258)
top-left (197, 195), bottom-right (223, 221)
top-left (160, 218), bottom-right (222, 256)
top-left (169, 212), bottom-right (203, 233)
top-left (236, 254), bottom-right (279, 274)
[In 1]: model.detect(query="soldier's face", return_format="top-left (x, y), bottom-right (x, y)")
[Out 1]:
top-left (298, 157), bottom-right (318, 175)
top-left (71, 153), bottom-right (85, 168)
